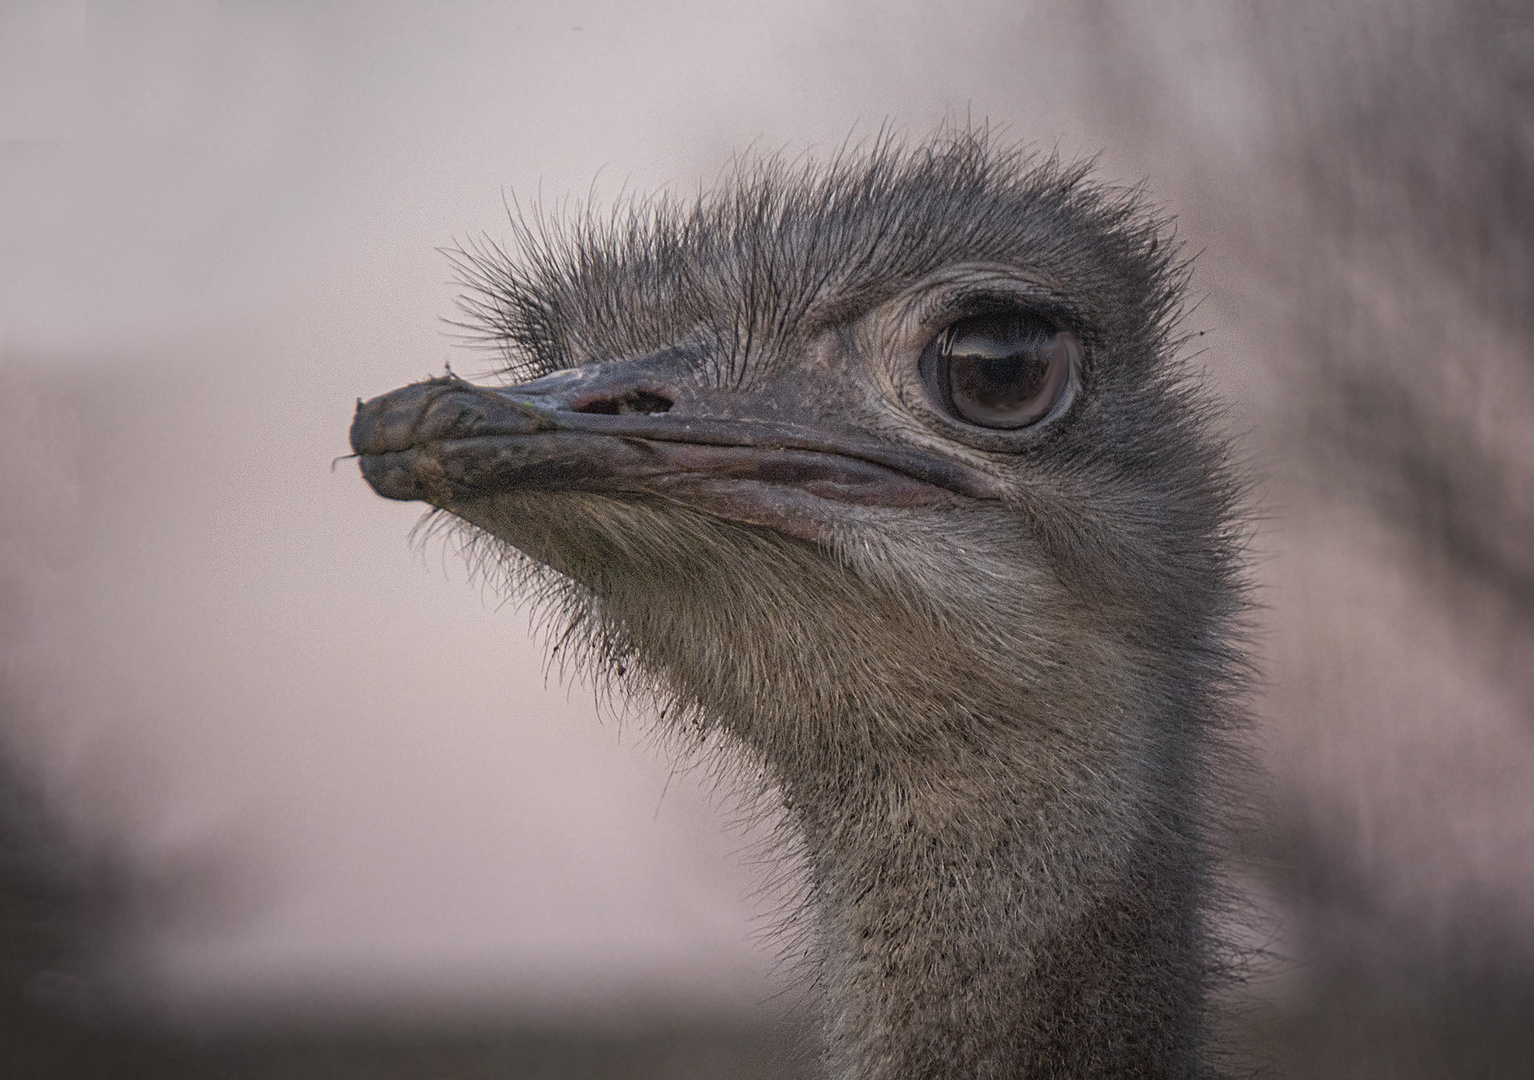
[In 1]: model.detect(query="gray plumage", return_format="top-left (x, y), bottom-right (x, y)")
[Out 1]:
top-left (351, 132), bottom-right (1247, 1079)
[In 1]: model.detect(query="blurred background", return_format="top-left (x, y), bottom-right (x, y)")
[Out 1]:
top-left (2, 1), bottom-right (1531, 1076)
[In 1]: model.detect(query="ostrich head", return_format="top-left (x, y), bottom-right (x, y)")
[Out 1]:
top-left (350, 134), bottom-right (1245, 1079)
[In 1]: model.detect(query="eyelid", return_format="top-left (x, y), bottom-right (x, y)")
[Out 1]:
top-left (919, 285), bottom-right (1079, 339)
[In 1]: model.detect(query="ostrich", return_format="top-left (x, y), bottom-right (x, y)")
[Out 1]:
top-left (349, 134), bottom-right (1245, 1079)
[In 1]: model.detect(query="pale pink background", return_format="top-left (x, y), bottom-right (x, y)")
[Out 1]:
top-left (2, 0), bottom-right (1530, 1029)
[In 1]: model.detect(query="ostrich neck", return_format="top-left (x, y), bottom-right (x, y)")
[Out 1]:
top-left (780, 723), bottom-right (1211, 1080)
top-left (568, 500), bottom-right (1224, 1077)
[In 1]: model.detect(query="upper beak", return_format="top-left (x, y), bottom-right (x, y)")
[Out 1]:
top-left (349, 355), bottom-right (1001, 539)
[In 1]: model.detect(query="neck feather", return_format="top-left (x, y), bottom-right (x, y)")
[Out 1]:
top-left (777, 703), bottom-right (1216, 1080)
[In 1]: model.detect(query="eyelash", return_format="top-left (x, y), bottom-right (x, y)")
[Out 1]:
top-left (926, 289), bottom-right (1072, 337)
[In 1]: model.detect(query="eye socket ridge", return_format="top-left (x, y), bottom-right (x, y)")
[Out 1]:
top-left (920, 307), bottom-right (1081, 430)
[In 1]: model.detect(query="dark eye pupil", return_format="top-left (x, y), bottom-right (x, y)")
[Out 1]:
top-left (934, 313), bottom-right (1078, 429)
top-left (951, 353), bottom-right (1051, 411)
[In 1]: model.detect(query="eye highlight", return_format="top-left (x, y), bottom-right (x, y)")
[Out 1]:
top-left (924, 312), bottom-right (1080, 429)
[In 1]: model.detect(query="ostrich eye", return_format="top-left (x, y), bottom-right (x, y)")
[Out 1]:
top-left (929, 313), bottom-right (1079, 428)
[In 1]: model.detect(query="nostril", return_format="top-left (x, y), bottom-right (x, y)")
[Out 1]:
top-left (622, 390), bottom-right (673, 414)
top-left (572, 390), bottom-right (674, 416)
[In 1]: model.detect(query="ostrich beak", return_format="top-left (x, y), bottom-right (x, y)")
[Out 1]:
top-left (350, 358), bottom-right (1002, 540)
